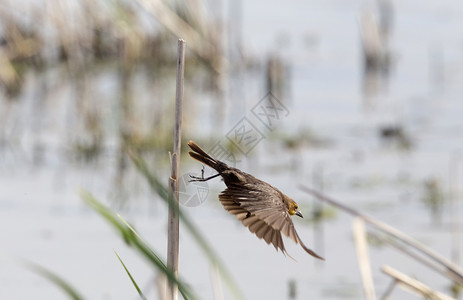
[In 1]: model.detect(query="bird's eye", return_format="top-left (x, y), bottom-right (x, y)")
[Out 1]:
top-left (294, 205), bottom-right (298, 210)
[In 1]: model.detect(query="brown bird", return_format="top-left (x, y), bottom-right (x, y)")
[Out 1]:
top-left (187, 140), bottom-right (324, 260)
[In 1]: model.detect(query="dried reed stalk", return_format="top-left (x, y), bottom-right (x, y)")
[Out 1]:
top-left (167, 39), bottom-right (186, 300)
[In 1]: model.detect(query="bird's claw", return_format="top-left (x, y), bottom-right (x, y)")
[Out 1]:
top-left (188, 174), bottom-right (204, 182)
top-left (189, 166), bottom-right (209, 182)
top-left (188, 171), bottom-right (221, 182)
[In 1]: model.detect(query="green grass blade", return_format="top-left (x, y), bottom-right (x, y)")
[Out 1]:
top-left (114, 251), bottom-right (147, 300)
top-left (130, 152), bottom-right (246, 300)
top-left (25, 262), bottom-right (84, 300)
top-left (81, 191), bottom-right (198, 300)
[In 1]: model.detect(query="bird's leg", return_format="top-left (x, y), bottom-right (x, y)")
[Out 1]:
top-left (190, 166), bottom-right (205, 180)
top-left (189, 173), bottom-right (220, 182)
top-left (189, 167), bottom-right (221, 182)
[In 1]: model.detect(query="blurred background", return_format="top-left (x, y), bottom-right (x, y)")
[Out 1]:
top-left (0, 0), bottom-right (462, 299)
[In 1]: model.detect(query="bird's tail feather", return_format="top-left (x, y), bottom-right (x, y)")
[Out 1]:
top-left (299, 236), bottom-right (324, 260)
top-left (188, 140), bottom-right (214, 160)
top-left (187, 140), bottom-right (224, 172)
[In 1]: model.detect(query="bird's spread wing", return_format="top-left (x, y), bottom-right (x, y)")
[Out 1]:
top-left (219, 182), bottom-right (324, 259)
top-left (219, 188), bottom-right (289, 256)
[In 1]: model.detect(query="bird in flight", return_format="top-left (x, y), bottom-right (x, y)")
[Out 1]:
top-left (187, 140), bottom-right (324, 260)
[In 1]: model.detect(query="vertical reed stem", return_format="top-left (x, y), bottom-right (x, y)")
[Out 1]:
top-left (167, 39), bottom-right (186, 300)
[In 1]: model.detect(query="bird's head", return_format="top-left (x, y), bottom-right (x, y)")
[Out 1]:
top-left (287, 198), bottom-right (303, 218)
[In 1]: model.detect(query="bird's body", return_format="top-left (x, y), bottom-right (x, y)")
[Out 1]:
top-left (187, 140), bottom-right (324, 260)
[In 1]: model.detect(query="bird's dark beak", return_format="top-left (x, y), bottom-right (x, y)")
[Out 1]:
top-left (295, 210), bottom-right (303, 218)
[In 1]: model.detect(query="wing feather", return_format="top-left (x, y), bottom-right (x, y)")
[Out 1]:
top-left (218, 182), bottom-right (323, 259)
